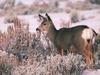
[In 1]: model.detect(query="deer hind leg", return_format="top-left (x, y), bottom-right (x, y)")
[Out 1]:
top-left (84, 43), bottom-right (93, 68)
top-left (77, 38), bottom-right (94, 69)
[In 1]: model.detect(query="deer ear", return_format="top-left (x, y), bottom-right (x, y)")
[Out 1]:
top-left (45, 13), bottom-right (52, 21)
top-left (38, 14), bottom-right (45, 20)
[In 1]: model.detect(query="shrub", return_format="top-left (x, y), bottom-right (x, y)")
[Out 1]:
top-left (12, 54), bottom-right (85, 75)
top-left (70, 10), bottom-right (79, 23)
top-left (0, 63), bottom-right (12, 75)
top-left (90, 0), bottom-right (100, 4)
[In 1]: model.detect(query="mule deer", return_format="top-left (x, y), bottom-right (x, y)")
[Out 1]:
top-left (36, 13), bottom-right (97, 67)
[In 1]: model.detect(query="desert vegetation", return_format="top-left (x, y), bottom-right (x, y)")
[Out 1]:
top-left (0, 16), bottom-right (100, 75)
top-left (0, 0), bottom-right (100, 17)
top-left (0, 0), bottom-right (100, 75)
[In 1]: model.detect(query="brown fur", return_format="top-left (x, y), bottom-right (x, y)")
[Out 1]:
top-left (37, 13), bottom-right (97, 67)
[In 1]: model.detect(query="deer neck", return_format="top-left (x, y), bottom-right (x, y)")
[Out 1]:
top-left (47, 24), bottom-right (57, 43)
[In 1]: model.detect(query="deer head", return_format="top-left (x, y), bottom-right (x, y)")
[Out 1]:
top-left (36, 13), bottom-right (53, 34)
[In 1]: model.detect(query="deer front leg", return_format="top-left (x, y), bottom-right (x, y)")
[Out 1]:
top-left (61, 49), bottom-right (64, 56)
top-left (58, 49), bottom-right (64, 56)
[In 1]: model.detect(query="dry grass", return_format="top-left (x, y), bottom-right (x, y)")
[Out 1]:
top-left (11, 54), bottom-right (85, 75)
top-left (0, 0), bottom-right (99, 16)
top-left (0, 16), bottom-right (100, 75)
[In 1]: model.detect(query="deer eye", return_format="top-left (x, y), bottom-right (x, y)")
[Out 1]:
top-left (44, 23), bottom-right (46, 25)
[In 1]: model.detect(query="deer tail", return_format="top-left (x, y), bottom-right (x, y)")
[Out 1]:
top-left (91, 28), bottom-right (97, 46)
top-left (92, 29), bottom-right (98, 37)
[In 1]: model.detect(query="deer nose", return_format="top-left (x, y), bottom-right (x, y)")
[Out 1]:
top-left (36, 28), bottom-right (41, 31)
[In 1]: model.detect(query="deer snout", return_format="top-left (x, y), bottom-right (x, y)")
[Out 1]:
top-left (36, 28), bottom-right (41, 31)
